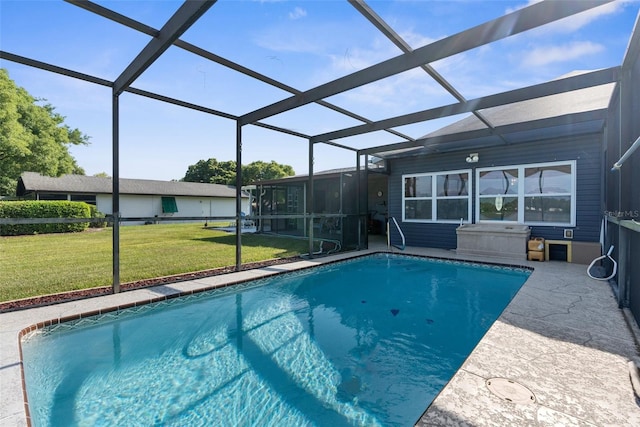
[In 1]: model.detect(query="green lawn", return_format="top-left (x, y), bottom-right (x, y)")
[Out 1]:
top-left (0, 223), bottom-right (308, 302)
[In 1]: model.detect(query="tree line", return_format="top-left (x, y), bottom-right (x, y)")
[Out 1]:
top-left (0, 69), bottom-right (294, 197)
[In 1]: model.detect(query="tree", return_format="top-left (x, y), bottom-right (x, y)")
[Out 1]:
top-left (182, 158), bottom-right (295, 186)
top-left (243, 160), bottom-right (295, 184)
top-left (183, 158), bottom-right (237, 185)
top-left (0, 69), bottom-right (88, 196)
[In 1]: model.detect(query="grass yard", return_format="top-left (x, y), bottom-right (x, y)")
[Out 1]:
top-left (0, 223), bottom-right (309, 302)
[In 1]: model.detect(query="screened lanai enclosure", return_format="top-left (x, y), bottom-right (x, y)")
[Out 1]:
top-left (250, 167), bottom-right (382, 253)
top-left (1, 0), bottom-right (639, 321)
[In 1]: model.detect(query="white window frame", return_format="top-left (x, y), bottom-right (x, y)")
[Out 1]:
top-left (475, 160), bottom-right (576, 226)
top-left (402, 169), bottom-right (472, 223)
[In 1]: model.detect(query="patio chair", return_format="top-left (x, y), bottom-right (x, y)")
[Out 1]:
top-left (240, 212), bottom-right (254, 228)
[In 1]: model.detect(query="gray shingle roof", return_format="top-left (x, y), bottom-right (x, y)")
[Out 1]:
top-left (367, 71), bottom-right (615, 160)
top-left (425, 72), bottom-right (614, 138)
top-left (18, 172), bottom-right (248, 198)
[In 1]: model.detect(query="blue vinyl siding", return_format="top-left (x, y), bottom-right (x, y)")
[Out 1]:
top-left (387, 134), bottom-right (603, 249)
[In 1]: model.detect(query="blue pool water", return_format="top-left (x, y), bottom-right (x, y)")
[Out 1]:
top-left (22, 254), bottom-right (530, 427)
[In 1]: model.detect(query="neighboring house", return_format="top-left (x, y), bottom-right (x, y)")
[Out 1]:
top-left (16, 172), bottom-right (250, 225)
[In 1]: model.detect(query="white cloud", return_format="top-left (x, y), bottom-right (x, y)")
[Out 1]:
top-left (254, 25), bottom-right (322, 54)
top-left (328, 46), bottom-right (385, 73)
top-left (505, 0), bottom-right (540, 15)
top-left (397, 30), bottom-right (439, 51)
top-left (288, 7), bottom-right (307, 20)
top-left (522, 41), bottom-right (605, 67)
top-left (337, 67), bottom-right (456, 115)
top-left (546, 1), bottom-right (624, 34)
top-left (313, 27), bottom-right (473, 114)
top-left (321, 28), bottom-right (441, 86)
top-left (506, 0), bottom-right (625, 35)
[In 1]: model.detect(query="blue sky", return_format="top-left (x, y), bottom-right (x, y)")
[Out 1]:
top-left (1, 0), bottom-right (638, 181)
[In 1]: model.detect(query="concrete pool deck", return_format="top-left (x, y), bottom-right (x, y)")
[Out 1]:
top-left (1, 246), bottom-right (639, 426)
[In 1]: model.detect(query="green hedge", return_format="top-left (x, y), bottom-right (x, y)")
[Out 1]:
top-left (0, 201), bottom-right (92, 236)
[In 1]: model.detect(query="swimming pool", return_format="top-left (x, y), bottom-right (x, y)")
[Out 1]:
top-left (21, 254), bottom-right (530, 426)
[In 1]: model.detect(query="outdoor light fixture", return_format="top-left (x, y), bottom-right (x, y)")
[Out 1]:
top-left (466, 153), bottom-right (479, 163)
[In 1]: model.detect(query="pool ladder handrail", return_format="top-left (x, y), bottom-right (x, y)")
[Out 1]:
top-left (387, 217), bottom-right (406, 251)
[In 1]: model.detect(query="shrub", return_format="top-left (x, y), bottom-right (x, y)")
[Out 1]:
top-left (88, 204), bottom-right (107, 228)
top-left (0, 201), bottom-right (91, 236)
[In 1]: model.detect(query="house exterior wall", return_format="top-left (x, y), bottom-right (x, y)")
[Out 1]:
top-left (387, 134), bottom-right (603, 249)
top-left (96, 194), bottom-right (112, 216)
top-left (95, 194), bottom-right (248, 225)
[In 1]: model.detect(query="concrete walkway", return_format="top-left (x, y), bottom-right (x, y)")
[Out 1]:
top-left (1, 246), bottom-right (639, 426)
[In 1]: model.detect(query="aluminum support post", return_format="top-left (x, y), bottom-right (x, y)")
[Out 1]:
top-left (308, 140), bottom-right (315, 257)
top-left (112, 93), bottom-right (121, 293)
top-left (236, 120), bottom-right (242, 270)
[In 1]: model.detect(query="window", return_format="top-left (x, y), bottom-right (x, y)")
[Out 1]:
top-left (404, 175), bottom-right (432, 220)
top-left (478, 169), bottom-right (519, 221)
top-left (403, 170), bottom-right (471, 223)
top-left (477, 161), bottom-right (575, 225)
top-left (38, 193), bottom-right (69, 201)
top-left (70, 194), bottom-right (97, 205)
top-left (524, 164), bottom-right (573, 224)
top-left (161, 196), bottom-right (178, 213)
